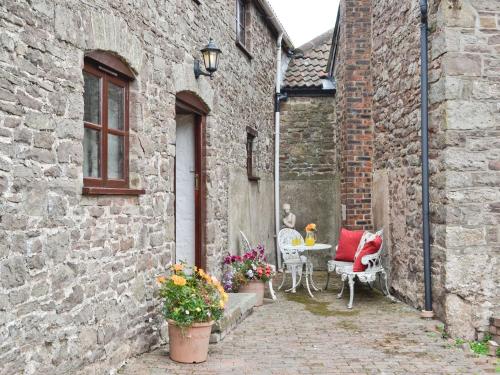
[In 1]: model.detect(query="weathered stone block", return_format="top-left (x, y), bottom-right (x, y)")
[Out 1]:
top-left (445, 294), bottom-right (475, 340)
top-left (445, 101), bottom-right (496, 130)
top-left (0, 257), bottom-right (27, 288)
top-left (24, 112), bottom-right (53, 130)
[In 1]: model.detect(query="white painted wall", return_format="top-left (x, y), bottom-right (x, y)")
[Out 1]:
top-left (175, 114), bottom-right (196, 266)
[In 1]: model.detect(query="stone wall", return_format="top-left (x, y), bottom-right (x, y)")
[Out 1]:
top-left (433, 0), bottom-right (500, 339)
top-left (334, 0), bottom-right (499, 340)
top-left (0, 0), bottom-right (278, 373)
top-left (279, 96), bottom-right (340, 268)
top-left (368, 0), bottom-right (499, 339)
top-left (370, 0), bottom-right (436, 318)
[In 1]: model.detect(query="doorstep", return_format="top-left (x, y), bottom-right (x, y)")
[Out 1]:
top-left (210, 292), bottom-right (256, 343)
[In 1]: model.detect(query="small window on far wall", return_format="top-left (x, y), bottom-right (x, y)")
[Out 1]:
top-left (246, 127), bottom-right (259, 181)
top-left (236, 0), bottom-right (246, 46)
top-left (82, 52), bottom-right (141, 194)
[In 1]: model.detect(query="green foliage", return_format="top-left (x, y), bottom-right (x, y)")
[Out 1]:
top-left (157, 265), bottom-right (226, 328)
top-left (454, 333), bottom-right (497, 357)
top-left (470, 340), bottom-right (488, 356)
top-left (436, 324), bottom-right (448, 339)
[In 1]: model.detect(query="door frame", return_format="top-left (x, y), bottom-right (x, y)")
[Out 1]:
top-left (175, 92), bottom-right (209, 270)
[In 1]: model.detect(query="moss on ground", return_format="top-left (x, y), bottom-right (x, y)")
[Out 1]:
top-left (284, 292), bottom-right (360, 317)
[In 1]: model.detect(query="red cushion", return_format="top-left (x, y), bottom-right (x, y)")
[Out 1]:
top-left (352, 235), bottom-right (382, 272)
top-left (334, 229), bottom-right (365, 262)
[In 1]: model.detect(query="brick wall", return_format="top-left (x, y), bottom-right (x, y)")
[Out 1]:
top-left (335, 0), bottom-right (374, 230)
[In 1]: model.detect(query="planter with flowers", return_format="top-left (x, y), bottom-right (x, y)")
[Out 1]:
top-left (157, 264), bottom-right (228, 363)
top-left (222, 245), bottom-right (274, 307)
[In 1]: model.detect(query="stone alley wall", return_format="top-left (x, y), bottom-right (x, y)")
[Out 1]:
top-left (432, 0), bottom-right (500, 339)
top-left (369, 0), bottom-right (499, 339)
top-left (279, 96), bottom-right (340, 268)
top-left (335, 0), bottom-right (499, 339)
top-left (0, 0), bottom-right (278, 373)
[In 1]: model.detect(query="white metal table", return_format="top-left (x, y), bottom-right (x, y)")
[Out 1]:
top-left (282, 243), bottom-right (332, 298)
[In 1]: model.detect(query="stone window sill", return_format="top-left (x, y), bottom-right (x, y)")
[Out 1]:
top-left (82, 187), bottom-right (146, 196)
top-left (236, 40), bottom-right (253, 60)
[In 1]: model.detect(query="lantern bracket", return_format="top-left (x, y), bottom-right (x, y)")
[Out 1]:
top-left (194, 59), bottom-right (212, 79)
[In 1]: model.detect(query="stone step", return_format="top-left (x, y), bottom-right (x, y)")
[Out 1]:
top-left (210, 293), bottom-right (256, 343)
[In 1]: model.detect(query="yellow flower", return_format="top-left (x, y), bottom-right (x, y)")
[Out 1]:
top-left (219, 299), bottom-right (225, 308)
top-left (171, 275), bottom-right (187, 286)
top-left (156, 276), bottom-right (166, 284)
top-left (222, 292), bottom-right (229, 303)
top-left (172, 264), bottom-right (184, 272)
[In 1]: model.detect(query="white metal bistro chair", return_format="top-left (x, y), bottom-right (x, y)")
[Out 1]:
top-left (277, 228), bottom-right (312, 294)
top-left (239, 230), bottom-right (277, 300)
top-left (239, 230), bottom-right (252, 253)
top-left (325, 229), bottom-right (394, 308)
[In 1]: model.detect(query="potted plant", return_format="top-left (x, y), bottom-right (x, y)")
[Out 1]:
top-left (222, 245), bottom-right (274, 306)
top-left (156, 264), bottom-right (228, 363)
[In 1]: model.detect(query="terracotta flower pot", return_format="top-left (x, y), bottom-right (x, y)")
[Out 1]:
top-left (167, 319), bottom-right (214, 363)
top-left (239, 279), bottom-right (265, 306)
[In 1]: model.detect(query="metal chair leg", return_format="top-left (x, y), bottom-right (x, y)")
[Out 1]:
top-left (268, 279), bottom-right (277, 300)
top-left (347, 275), bottom-right (355, 309)
top-left (381, 270), bottom-right (396, 302)
top-left (337, 278), bottom-right (345, 299)
top-left (278, 268), bottom-right (287, 290)
top-left (324, 271), bottom-right (330, 290)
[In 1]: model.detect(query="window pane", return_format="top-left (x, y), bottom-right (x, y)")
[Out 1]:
top-left (238, 26), bottom-right (246, 45)
top-left (108, 134), bottom-right (124, 179)
top-left (108, 82), bottom-right (124, 130)
top-left (238, 0), bottom-right (245, 24)
top-left (83, 128), bottom-right (101, 178)
top-left (83, 72), bottom-right (101, 124)
top-left (237, 0), bottom-right (246, 44)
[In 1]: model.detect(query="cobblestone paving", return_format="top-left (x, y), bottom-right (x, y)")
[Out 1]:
top-left (120, 273), bottom-right (498, 375)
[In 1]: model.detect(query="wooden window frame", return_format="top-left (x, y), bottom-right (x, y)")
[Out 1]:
top-left (236, 0), bottom-right (253, 59)
top-left (82, 56), bottom-right (144, 196)
top-left (246, 126), bottom-right (259, 181)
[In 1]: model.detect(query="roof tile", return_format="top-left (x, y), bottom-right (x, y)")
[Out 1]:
top-left (283, 29), bottom-right (333, 89)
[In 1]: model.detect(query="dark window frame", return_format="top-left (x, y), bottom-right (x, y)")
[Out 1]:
top-left (246, 126), bottom-right (259, 181)
top-left (236, 0), bottom-right (246, 46)
top-left (82, 56), bottom-right (143, 195)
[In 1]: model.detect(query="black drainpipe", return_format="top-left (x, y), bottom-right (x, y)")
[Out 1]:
top-left (420, 0), bottom-right (433, 317)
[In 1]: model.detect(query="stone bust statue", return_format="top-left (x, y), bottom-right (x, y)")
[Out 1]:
top-left (282, 203), bottom-right (296, 229)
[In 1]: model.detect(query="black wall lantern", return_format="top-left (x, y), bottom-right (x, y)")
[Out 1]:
top-left (194, 39), bottom-right (222, 79)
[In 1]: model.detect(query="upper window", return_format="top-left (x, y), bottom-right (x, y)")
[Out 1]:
top-left (246, 127), bottom-right (259, 181)
top-left (83, 52), bottom-right (133, 191)
top-left (236, 0), bottom-right (246, 46)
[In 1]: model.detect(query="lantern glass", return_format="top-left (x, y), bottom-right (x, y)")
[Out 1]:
top-left (200, 39), bottom-right (221, 75)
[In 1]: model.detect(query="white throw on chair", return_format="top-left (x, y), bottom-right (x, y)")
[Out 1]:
top-left (325, 229), bottom-right (394, 308)
top-left (277, 228), bottom-right (312, 294)
top-left (239, 230), bottom-right (277, 300)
